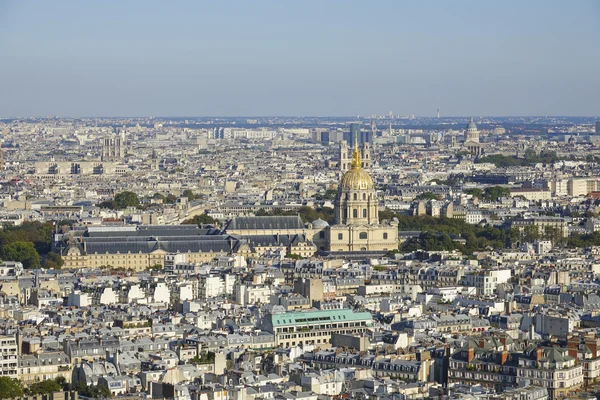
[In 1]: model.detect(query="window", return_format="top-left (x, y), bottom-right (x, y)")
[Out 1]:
top-left (353, 193), bottom-right (358, 200)
top-left (363, 193), bottom-right (366, 200)
top-left (338, 233), bottom-right (343, 240)
top-left (353, 209), bottom-right (358, 218)
top-left (359, 232), bottom-right (367, 239)
top-left (383, 232), bottom-right (388, 239)
top-left (363, 209), bottom-right (367, 217)
top-left (319, 231), bottom-right (325, 239)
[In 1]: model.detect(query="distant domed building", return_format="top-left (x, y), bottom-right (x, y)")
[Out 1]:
top-left (463, 117), bottom-right (485, 156)
top-left (465, 117), bottom-right (480, 143)
top-left (311, 139), bottom-right (398, 253)
top-left (223, 138), bottom-right (399, 257)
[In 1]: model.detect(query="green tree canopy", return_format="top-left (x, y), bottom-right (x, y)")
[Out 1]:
top-left (253, 206), bottom-right (335, 224)
top-left (463, 188), bottom-right (483, 198)
top-left (75, 382), bottom-right (111, 399)
top-left (0, 377), bottom-right (23, 399)
top-left (377, 212), bottom-right (517, 254)
top-left (182, 214), bottom-right (218, 225)
top-left (483, 186), bottom-right (511, 201)
top-left (315, 189), bottom-right (338, 201)
top-left (114, 191), bottom-right (140, 209)
top-left (415, 192), bottom-right (441, 201)
top-left (97, 200), bottom-right (115, 209)
top-left (152, 193), bottom-right (166, 202)
top-left (27, 379), bottom-right (62, 396)
top-left (182, 189), bottom-right (199, 201)
top-left (165, 194), bottom-right (177, 204)
top-left (0, 221), bottom-right (54, 255)
top-left (44, 252), bottom-right (64, 269)
top-left (0, 241), bottom-right (41, 269)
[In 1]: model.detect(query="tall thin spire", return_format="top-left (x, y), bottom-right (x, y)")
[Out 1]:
top-left (351, 130), bottom-right (361, 169)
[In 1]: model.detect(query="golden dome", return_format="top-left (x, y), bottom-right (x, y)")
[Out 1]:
top-left (340, 168), bottom-right (374, 191)
top-left (339, 142), bottom-right (374, 191)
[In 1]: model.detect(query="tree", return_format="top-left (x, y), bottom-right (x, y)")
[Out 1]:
top-left (189, 352), bottom-right (215, 365)
top-left (0, 377), bottom-right (23, 399)
top-left (463, 188), bottom-right (483, 198)
top-left (476, 154), bottom-right (524, 167)
top-left (315, 189), bottom-right (337, 201)
top-left (27, 379), bottom-right (62, 396)
top-left (165, 194), bottom-right (178, 204)
top-left (0, 241), bottom-right (41, 269)
top-left (97, 200), bottom-right (115, 209)
top-left (522, 225), bottom-right (540, 243)
top-left (147, 264), bottom-right (163, 272)
top-left (75, 382), bottom-right (111, 399)
top-left (182, 189), bottom-right (198, 201)
top-left (483, 186), bottom-right (511, 201)
top-left (114, 191), bottom-right (140, 209)
top-left (543, 226), bottom-right (565, 246)
top-left (415, 192), bottom-right (441, 201)
top-left (55, 376), bottom-right (68, 391)
top-left (152, 193), bottom-right (166, 202)
top-left (0, 221), bottom-right (55, 255)
top-left (182, 214), bottom-right (217, 225)
top-left (44, 252), bottom-right (64, 269)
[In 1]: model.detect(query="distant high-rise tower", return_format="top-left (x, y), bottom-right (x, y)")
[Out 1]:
top-left (437, 108), bottom-right (440, 119)
top-left (0, 148), bottom-right (4, 171)
top-left (346, 123), bottom-right (362, 144)
top-left (101, 136), bottom-right (124, 161)
top-left (371, 120), bottom-right (378, 137)
top-left (465, 117), bottom-right (480, 143)
top-left (596, 120), bottom-right (600, 135)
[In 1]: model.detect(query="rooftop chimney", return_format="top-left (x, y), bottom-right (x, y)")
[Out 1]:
top-left (536, 348), bottom-right (543, 361)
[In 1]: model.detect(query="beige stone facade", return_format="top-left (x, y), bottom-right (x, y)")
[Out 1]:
top-left (62, 248), bottom-right (226, 271)
top-left (313, 141), bottom-right (398, 252)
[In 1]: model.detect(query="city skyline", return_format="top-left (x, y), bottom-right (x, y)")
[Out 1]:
top-left (1, 1), bottom-right (599, 117)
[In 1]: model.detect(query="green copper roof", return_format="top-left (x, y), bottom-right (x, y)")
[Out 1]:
top-left (270, 309), bottom-right (373, 327)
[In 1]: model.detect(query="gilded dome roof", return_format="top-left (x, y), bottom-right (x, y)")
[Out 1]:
top-left (339, 142), bottom-right (374, 191)
top-left (340, 168), bottom-right (374, 191)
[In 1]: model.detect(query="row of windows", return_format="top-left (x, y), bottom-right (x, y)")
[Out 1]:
top-left (352, 193), bottom-right (369, 200)
top-left (335, 232), bottom-right (388, 240)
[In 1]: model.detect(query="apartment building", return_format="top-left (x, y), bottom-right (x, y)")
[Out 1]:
top-left (0, 335), bottom-right (18, 378)
top-left (517, 347), bottom-right (583, 399)
top-left (18, 352), bottom-right (71, 386)
top-left (261, 309), bottom-right (373, 348)
top-left (460, 269), bottom-right (512, 296)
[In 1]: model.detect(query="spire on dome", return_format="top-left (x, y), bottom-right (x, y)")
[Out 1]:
top-left (351, 132), bottom-right (361, 169)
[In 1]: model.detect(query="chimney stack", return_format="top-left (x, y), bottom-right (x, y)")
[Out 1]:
top-left (585, 338), bottom-right (599, 358)
top-left (500, 350), bottom-right (509, 365)
top-left (467, 347), bottom-right (475, 363)
top-left (499, 335), bottom-right (507, 351)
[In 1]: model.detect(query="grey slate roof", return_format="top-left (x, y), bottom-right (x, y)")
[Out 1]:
top-left (239, 234), bottom-right (311, 247)
top-left (81, 234), bottom-right (240, 255)
top-left (225, 216), bottom-right (305, 231)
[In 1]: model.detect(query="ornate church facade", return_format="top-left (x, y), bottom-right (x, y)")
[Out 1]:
top-left (310, 142), bottom-right (399, 253)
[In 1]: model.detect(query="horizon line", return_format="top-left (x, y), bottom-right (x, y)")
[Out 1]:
top-left (1, 115), bottom-right (599, 120)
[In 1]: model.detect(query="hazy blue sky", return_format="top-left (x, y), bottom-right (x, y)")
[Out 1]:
top-left (1, 1), bottom-right (599, 117)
